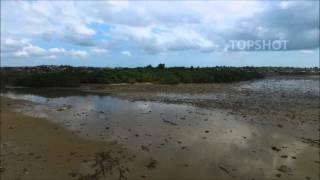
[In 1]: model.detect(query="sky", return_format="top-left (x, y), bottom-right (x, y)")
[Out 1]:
top-left (1, 0), bottom-right (319, 67)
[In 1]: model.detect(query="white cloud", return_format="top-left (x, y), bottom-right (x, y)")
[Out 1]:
top-left (48, 48), bottom-right (66, 54)
top-left (69, 50), bottom-right (88, 58)
top-left (1, 1), bottom-right (97, 46)
top-left (49, 48), bottom-right (88, 58)
top-left (1, 38), bottom-right (89, 59)
top-left (279, 1), bottom-right (289, 9)
top-left (121, 51), bottom-right (131, 56)
top-left (14, 44), bottom-right (47, 58)
top-left (90, 47), bottom-right (108, 53)
top-left (1, 0), bottom-right (318, 60)
top-left (110, 25), bottom-right (217, 54)
top-left (1, 38), bottom-right (30, 52)
top-left (298, 50), bottom-right (314, 54)
top-left (1, 38), bottom-right (51, 59)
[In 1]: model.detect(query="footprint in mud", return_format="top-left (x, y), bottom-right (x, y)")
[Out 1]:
top-left (181, 146), bottom-right (187, 150)
top-left (141, 145), bottom-right (150, 152)
top-left (277, 124), bottom-right (284, 128)
top-left (69, 172), bottom-right (77, 178)
top-left (313, 161), bottom-right (319, 164)
top-left (70, 152), bottom-right (77, 156)
top-left (146, 158), bottom-right (157, 170)
top-left (271, 146), bottom-right (281, 152)
top-left (144, 133), bottom-right (152, 137)
top-left (278, 165), bottom-right (293, 174)
top-left (23, 168), bottom-right (29, 175)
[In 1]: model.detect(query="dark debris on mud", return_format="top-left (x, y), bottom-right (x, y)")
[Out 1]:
top-left (146, 158), bottom-right (157, 170)
top-left (78, 151), bottom-right (130, 180)
top-left (300, 137), bottom-right (320, 147)
top-left (162, 119), bottom-right (178, 126)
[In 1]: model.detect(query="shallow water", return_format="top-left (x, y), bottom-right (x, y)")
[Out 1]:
top-left (237, 77), bottom-right (319, 95)
top-left (138, 77), bottom-right (319, 107)
top-left (1, 78), bottom-right (319, 179)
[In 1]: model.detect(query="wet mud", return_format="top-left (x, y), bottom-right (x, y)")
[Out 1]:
top-left (1, 76), bottom-right (319, 180)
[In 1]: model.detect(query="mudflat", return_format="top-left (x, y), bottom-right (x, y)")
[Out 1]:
top-left (1, 76), bottom-right (319, 180)
top-left (1, 97), bottom-right (129, 180)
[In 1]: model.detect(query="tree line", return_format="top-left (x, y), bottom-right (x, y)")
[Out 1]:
top-left (1, 64), bottom-right (265, 87)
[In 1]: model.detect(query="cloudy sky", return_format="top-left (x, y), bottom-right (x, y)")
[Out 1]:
top-left (1, 0), bottom-right (319, 67)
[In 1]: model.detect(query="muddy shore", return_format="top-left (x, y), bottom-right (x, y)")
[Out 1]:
top-left (1, 75), bottom-right (319, 180)
top-left (83, 76), bottom-right (319, 131)
top-left (0, 98), bottom-right (133, 180)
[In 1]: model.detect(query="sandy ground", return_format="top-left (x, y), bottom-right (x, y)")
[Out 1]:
top-left (0, 97), bottom-right (129, 180)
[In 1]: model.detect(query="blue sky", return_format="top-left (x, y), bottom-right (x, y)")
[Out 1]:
top-left (1, 1), bottom-right (319, 67)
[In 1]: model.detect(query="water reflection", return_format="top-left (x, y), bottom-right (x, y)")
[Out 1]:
top-left (1, 88), bottom-right (319, 179)
top-left (238, 77), bottom-right (320, 95)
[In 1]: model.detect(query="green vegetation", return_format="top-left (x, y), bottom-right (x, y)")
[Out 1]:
top-left (1, 65), bottom-right (265, 87)
top-left (14, 73), bottom-right (81, 87)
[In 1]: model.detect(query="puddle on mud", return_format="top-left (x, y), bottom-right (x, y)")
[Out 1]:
top-left (1, 79), bottom-right (319, 179)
